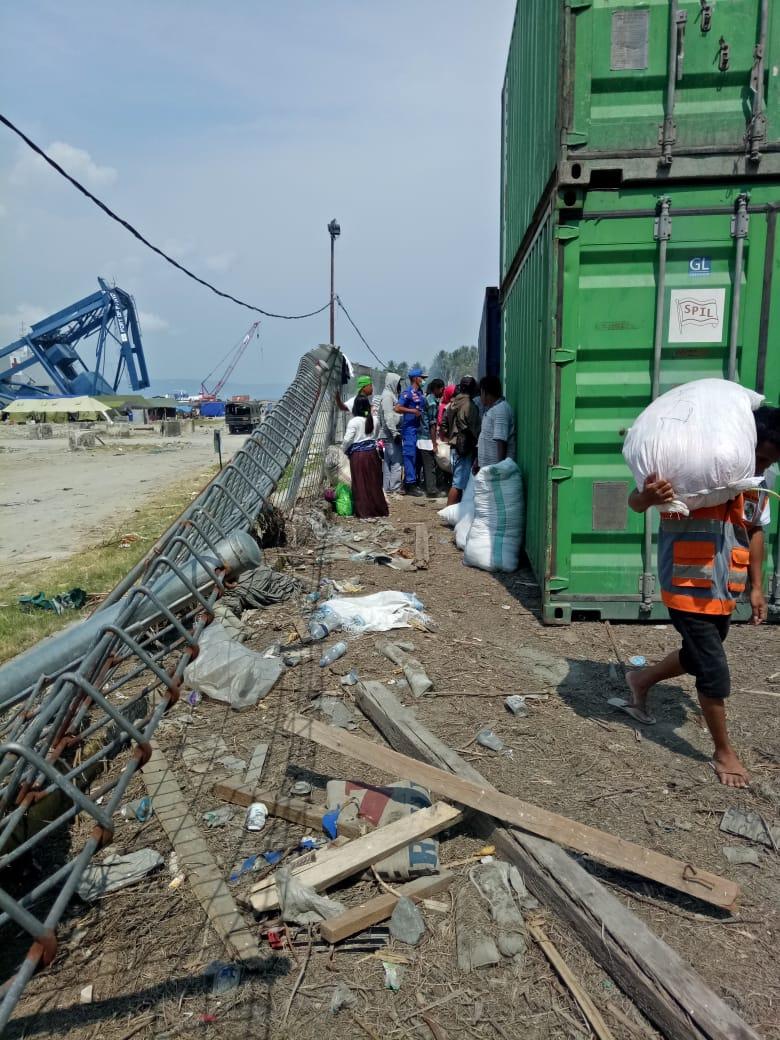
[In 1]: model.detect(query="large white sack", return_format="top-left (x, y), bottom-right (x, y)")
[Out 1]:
top-left (325, 444), bottom-right (352, 487)
top-left (438, 475), bottom-right (474, 528)
top-left (463, 459), bottom-right (525, 572)
top-left (454, 480), bottom-right (476, 550)
top-left (622, 379), bottom-right (763, 515)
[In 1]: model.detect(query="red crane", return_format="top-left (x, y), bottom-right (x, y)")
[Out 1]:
top-left (199, 321), bottom-right (260, 400)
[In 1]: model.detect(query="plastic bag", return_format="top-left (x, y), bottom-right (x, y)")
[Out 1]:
top-left (463, 460), bottom-right (525, 572)
top-left (334, 482), bottom-right (354, 516)
top-left (435, 441), bottom-right (452, 473)
top-left (312, 591), bottom-right (428, 634)
top-left (184, 622), bottom-right (284, 710)
top-left (438, 474), bottom-right (474, 528)
top-left (622, 379), bottom-right (763, 515)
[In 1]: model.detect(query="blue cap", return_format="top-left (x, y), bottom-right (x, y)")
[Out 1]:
top-left (408, 366), bottom-right (426, 378)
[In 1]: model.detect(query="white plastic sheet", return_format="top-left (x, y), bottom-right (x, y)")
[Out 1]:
top-left (184, 621), bottom-right (284, 710)
top-left (622, 379), bottom-right (763, 515)
top-left (314, 591), bottom-right (428, 635)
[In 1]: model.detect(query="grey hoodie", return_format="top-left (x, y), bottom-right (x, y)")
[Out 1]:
top-left (377, 371), bottom-right (402, 439)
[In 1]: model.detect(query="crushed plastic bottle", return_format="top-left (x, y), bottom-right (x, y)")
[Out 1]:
top-left (319, 641), bottom-right (347, 668)
top-left (245, 802), bottom-right (268, 831)
top-left (186, 690), bottom-right (201, 707)
top-left (629, 655), bottom-right (647, 668)
top-left (340, 669), bottom-right (359, 687)
top-left (120, 796), bottom-right (153, 822)
top-left (476, 729), bottom-right (505, 752)
top-left (504, 695), bottom-right (528, 717)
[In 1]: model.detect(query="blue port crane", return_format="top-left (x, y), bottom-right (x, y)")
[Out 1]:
top-left (0, 277), bottom-right (151, 406)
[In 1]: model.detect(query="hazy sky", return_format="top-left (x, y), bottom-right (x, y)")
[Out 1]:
top-left (0, 1), bottom-right (515, 392)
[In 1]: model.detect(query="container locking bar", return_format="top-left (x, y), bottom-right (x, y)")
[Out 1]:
top-left (659, 2), bottom-right (687, 166)
top-left (727, 194), bottom-right (750, 382)
top-left (747, 0), bottom-right (769, 162)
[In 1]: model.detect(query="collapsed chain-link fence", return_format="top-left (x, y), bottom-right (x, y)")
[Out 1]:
top-left (0, 344), bottom-right (342, 1030)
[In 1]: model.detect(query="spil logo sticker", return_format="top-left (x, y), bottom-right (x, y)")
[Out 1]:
top-left (668, 288), bottom-right (726, 343)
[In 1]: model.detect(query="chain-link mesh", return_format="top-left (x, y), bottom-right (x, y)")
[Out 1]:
top-left (0, 344), bottom-right (342, 1029)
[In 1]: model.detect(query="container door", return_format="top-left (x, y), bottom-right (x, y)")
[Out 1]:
top-left (568, 1), bottom-right (777, 158)
top-left (549, 188), bottom-right (776, 621)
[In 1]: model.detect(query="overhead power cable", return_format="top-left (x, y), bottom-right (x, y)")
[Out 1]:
top-left (335, 295), bottom-right (387, 369)
top-left (0, 112), bottom-right (330, 321)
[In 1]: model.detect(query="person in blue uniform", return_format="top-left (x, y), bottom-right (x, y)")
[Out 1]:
top-left (394, 367), bottom-right (427, 496)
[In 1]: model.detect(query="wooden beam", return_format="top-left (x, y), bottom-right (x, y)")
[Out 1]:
top-left (243, 743), bottom-right (268, 788)
top-left (249, 801), bottom-right (461, 913)
top-left (212, 779), bottom-right (365, 839)
top-left (319, 871), bottom-right (454, 944)
top-left (142, 745), bottom-right (259, 963)
top-left (353, 681), bottom-right (760, 1040)
top-left (414, 523), bottom-right (429, 569)
top-left (284, 711), bottom-right (738, 911)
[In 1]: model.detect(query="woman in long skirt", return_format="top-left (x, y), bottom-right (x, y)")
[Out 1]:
top-left (342, 396), bottom-right (389, 518)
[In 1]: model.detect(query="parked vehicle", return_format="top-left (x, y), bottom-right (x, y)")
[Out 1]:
top-left (225, 399), bottom-right (265, 434)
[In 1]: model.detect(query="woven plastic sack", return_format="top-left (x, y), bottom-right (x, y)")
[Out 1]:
top-left (437, 474), bottom-right (474, 528)
top-left (463, 459), bottom-right (525, 572)
top-left (622, 379), bottom-right (763, 515)
top-left (325, 444), bottom-right (351, 487)
top-left (435, 441), bottom-right (452, 473)
top-left (334, 482), bottom-right (354, 516)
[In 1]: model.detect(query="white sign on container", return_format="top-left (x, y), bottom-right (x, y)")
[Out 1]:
top-left (668, 288), bottom-right (726, 343)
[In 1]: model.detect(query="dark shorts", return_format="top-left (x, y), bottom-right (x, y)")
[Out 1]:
top-left (668, 608), bottom-right (731, 700)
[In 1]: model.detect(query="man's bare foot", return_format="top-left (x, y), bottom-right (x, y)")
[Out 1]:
top-left (710, 749), bottom-right (750, 788)
top-left (624, 670), bottom-right (656, 725)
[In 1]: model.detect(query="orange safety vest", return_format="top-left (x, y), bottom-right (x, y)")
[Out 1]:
top-left (658, 496), bottom-right (750, 615)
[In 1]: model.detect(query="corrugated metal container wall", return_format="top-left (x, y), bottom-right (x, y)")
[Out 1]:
top-left (502, 181), bottom-right (780, 623)
top-left (500, 0), bottom-right (560, 280)
top-left (501, 0), bottom-right (780, 279)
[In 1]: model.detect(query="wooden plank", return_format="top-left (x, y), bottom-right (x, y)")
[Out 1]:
top-left (319, 871), bottom-right (454, 944)
top-left (142, 745), bottom-right (259, 963)
top-left (213, 779), bottom-right (364, 839)
top-left (249, 801), bottom-right (461, 913)
top-left (526, 916), bottom-right (616, 1040)
top-left (414, 523), bottom-right (429, 569)
top-left (284, 712), bottom-right (738, 910)
top-left (354, 681), bottom-right (760, 1040)
top-left (243, 743), bottom-right (269, 788)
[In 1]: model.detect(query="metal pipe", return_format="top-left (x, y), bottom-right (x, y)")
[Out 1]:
top-left (728, 194), bottom-right (749, 381)
top-left (747, 0), bottom-right (769, 162)
top-left (659, 1), bottom-right (686, 166)
top-left (0, 529), bottom-right (261, 704)
top-left (641, 197), bottom-right (672, 613)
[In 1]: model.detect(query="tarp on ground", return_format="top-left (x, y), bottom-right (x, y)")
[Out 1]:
top-left (2, 395), bottom-right (113, 418)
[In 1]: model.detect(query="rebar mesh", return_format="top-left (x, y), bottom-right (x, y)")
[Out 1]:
top-left (0, 344), bottom-right (342, 1029)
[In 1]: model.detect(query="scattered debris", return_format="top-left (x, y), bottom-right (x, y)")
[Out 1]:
top-left (389, 896), bottom-right (426, 945)
top-left (290, 780), bottom-right (313, 797)
top-left (320, 641), bottom-right (348, 667)
top-left (183, 622), bottom-right (284, 710)
top-left (319, 873), bottom-right (454, 944)
top-left (504, 695), bottom-right (528, 716)
top-left (382, 961), bottom-right (404, 991)
top-left (276, 866), bottom-right (345, 925)
top-left (119, 796), bottom-right (153, 822)
top-left (213, 781), bottom-right (365, 839)
top-left (456, 884), bottom-right (500, 972)
top-left (243, 743), bottom-right (269, 788)
top-left (314, 591), bottom-right (431, 635)
top-left (79, 984), bottom-right (93, 1004)
top-left (18, 587), bottom-right (87, 614)
top-left (221, 564), bottom-right (301, 614)
top-left (722, 846), bottom-right (761, 866)
top-left (720, 808), bottom-right (780, 849)
top-left (206, 961), bottom-right (241, 996)
top-left (330, 981), bottom-right (357, 1013)
top-left (77, 849), bottom-right (164, 901)
top-left (470, 860), bottom-right (530, 959)
top-left (476, 728), bottom-right (505, 752)
top-left (245, 802), bottom-right (268, 831)
top-left (203, 806), bottom-right (234, 828)
top-left (316, 696), bottom-right (357, 729)
top-left (340, 669), bottom-right (359, 686)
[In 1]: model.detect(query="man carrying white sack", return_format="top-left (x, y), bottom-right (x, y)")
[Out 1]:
top-left (627, 404), bottom-right (780, 788)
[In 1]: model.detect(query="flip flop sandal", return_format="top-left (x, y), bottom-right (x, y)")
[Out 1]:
top-left (607, 696), bottom-right (656, 726)
top-left (707, 760), bottom-right (750, 787)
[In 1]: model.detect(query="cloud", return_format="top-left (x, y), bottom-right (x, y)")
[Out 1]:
top-left (203, 251), bottom-right (236, 273)
top-left (0, 304), bottom-right (47, 343)
top-left (9, 141), bottom-right (118, 189)
top-left (161, 238), bottom-right (194, 260)
top-left (137, 310), bottom-right (170, 333)
top-left (0, 202), bottom-right (6, 218)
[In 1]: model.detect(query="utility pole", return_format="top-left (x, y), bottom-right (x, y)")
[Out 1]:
top-left (328, 218), bottom-right (340, 344)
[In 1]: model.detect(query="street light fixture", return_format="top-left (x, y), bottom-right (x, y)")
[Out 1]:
top-left (328, 219), bottom-right (340, 345)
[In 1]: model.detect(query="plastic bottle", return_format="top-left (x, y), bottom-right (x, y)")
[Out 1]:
top-left (308, 609), bottom-right (339, 642)
top-left (120, 796), bottom-right (153, 822)
top-left (320, 641), bottom-right (347, 667)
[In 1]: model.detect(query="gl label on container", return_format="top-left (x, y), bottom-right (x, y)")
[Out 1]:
top-left (668, 288), bottom-right (725, 344)
top-left (688, 256), bottom-right (712, 277)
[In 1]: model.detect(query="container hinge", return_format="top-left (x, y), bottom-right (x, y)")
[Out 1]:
top-left (550, 465), bottom-right (573, 482)
top-left (547, 576), bottom-right (569, 592)
top-left (555, 225), bottom-right (579, 242)
top-left (699, 1), bottom-right (713, 33)
top-left (553, 349), bottom-right (575, 365)
top-left (731, 193), bottom-right (750, 239)
top-left (639, 572), bottom-right (656, 601)
top-left (718, 37), bottom-right (730, 72)
top-left (654, 196), bottom-right (672, 241)
top-left (564, 130), bottom-right (588, 147)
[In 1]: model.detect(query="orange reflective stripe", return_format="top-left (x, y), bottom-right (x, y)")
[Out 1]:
top-left (671, 540), bottom-right (714, 589)
top-left (661, 590), bottom-right (735, 614)
top-left (727, 546), bottom-right (750, 592)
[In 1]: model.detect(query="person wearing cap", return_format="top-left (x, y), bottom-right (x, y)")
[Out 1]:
top-left (394, 367), bottom-right (427, 496)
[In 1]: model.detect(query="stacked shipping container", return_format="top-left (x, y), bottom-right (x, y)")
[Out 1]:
top-left (500, 0), bottom-right (780, 622)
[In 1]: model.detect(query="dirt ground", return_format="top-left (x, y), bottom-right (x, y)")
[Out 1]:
top-left (0, 424), bottom-right (247, 581)
top-left (3, 494), bottom-right (779, 1040)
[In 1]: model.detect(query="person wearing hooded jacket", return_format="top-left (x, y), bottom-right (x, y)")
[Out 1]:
top-left (377, 370), bottom-right (403, 493)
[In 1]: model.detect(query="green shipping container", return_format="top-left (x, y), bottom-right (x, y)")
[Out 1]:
top-left (501, 181), bottom-right (780, 623)
top-left (501, 0), bottom-right (780, 280)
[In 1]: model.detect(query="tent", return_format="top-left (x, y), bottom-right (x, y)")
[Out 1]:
top-left (2, 396), bottom-right (114, 421)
